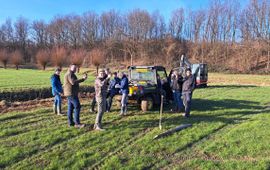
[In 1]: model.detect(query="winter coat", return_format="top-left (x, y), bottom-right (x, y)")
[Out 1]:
top-left (64, 70), bottom-right (85, 97)
top-left (95, 77), bottom-right (110, 98)
top-left (51, 74), bottom-right (63, 96)
top-left (170, 76), bottom-right (183, 92)
top-left (182, 75), bottom-right (195, 93)
top-left (119, 76), bottom-right (129, 95)
top-left (108, 77), bottom-right (121, 96)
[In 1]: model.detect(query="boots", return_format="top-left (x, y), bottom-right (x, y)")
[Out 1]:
top-left (124, 106), bottom-right (127, 115)
top-left (94, 123), bottom-right (105, 131)
top-left (120, 106), bottom-right (124, 116)
top-left (57, 105), bottom-right (65, 116)
top-left (120, 106), bottom-right (127, 116)
top-left (53, 105), bottom-right (57, 114)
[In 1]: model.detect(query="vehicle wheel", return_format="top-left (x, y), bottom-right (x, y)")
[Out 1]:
top-left (202, 84), bottom-right (207, 88)
top-left (141, 97), bottom-right (153, 112)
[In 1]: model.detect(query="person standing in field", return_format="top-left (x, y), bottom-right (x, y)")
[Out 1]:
top-left (94, 69), bottom-right (111, 130)
top-left (116, 72), bottom-right (129, 116)
top-left (64, 64), bottom-right (88, 128)
top-left (107, 72), bottom-right (121, 112)
top-left (51, 67), bottom-right (64, 116)
top-left (90, 68), bottom-right (110, 113)
top-left (182, 68), bottom-right (196, 117)
top-left (170, 70), bottom-right (184, 112)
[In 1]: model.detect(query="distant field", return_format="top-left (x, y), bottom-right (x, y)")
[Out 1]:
top-left (209, 73), bottom-right (270, 86)
top-left (0, 68), bottom-right (95, 92)
top-left (0, 83), bottom-right (270, 169)
top-left (0, 68), bottom-right (269, 92)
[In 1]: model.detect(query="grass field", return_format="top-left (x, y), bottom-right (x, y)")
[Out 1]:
top-left (1, 81), bottom-right (270, 169)
top-left (0, 68), bottom-right (95, 92)
top-left (1, 68), bottom-right (269, 92)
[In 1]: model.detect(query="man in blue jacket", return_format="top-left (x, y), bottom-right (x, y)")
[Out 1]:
top-left (116, 72), bottom-right (129, 116)
top-left (107, 72), bottom-right (121, 112)
top-left (51, 67), bottom-right (64, 116)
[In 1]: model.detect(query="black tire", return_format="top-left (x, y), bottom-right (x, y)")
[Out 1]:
top-left (141, 97), bottom-right (153, 112)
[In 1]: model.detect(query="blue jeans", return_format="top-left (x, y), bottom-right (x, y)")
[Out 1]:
top-left (67, 96), bottom-right (81, 126)
top-left (54, 94), bottom-right (62, 108)
top-left (173, 91), bottom-right (183, 111)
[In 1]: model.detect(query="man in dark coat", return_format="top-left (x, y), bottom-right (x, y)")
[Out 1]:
top-left (182, 68), bottom-right (196, 117)
top-left (170, 70), bottom-right (184, 112)
top-left (64, 64), bottom-right (87, 128)
top-left (116, 72), bottom-right (129, 116)
top-left (51, 67), bottom-right (64, 115)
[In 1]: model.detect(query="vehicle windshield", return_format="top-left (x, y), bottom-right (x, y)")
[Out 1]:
top-left (130, 68), bottom-right (156, 83)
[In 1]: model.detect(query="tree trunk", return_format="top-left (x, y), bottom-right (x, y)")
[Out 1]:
top-left (267, 51), bottom-right (270, 71)
top-left (96, 65), bottom-right (99, 75)
top-left (43, 65), bottom-right (46, 70)
top-left (16, 65), bottom-right (19, 70)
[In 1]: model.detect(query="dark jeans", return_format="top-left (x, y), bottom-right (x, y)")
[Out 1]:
top-left (183, 92), bottom-right (192, 117)
top-left (173, 91), bottom-right (183, 111)
top-left (107, 95), bottom-right (114, 112)
top-left (90, 97), bottom-right (96, 111)
top-left (67, 96), bottom-right (81, 126)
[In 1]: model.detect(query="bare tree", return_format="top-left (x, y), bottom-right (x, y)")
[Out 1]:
top-left (169, 8), bottom-right (185, 40)
top-left (100, 10), bottom-right (122, 40)
top-left (81, 11), bottom-right (99, 47)
top-left (32, 20), bottom-right (48, 48)
top-left (70, 49), bottom-right (86, 72)
top-left (90, 48), bottom-right (105, 74)
top-left (0, 49), bottom-right (9, 69)
top-left (66, 15), bottom-right (82, 48)
top-left (0, 18), bottom-right (14, 47)
top-left (36, 49), bottom-right (50, 70)
top-left (127, 9), bottom-right (152, 40)
top-left (150, 11), bottom-right (166, 39)
top-left (14, 17), bottom-right (29, 62)
top-left (51, 46), bottom-right (67, 68)
top-left (11, 50), bottom-right (23, 70)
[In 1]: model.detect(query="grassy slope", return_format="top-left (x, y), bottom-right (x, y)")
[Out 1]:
top-left (0, 68), bottom-right (95, 92)
top-left (0, 85), bottom-right (269, 169)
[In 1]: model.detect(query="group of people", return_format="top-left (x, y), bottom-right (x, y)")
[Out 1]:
top-left (51, 64), bottom-right (195, 131)
top-left (50, 64), bottom-right (129, 131)
top-left (170, 68), bottom-right (195, 118)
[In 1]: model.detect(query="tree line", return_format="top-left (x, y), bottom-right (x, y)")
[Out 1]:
top-left (0, 0), bottom-right (269, 73)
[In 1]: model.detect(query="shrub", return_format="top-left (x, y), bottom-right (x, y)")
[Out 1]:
top-left (0, 49), bottom-right (9, 69)
top-left (11, 50), bottom-right (23, 70)
top-left (36, 49), bottom-right (50, 70)
top-left (90, 48), bottom-right (105, 74)
top-left (70, 49), bottom-right (86, 73)
top-left (51, 47), bottom-right (67, 68)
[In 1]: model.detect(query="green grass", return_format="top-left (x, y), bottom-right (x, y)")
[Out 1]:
top-left (0, 68), bottom-right (95, 92)
top-left (0, 84), bottom-right (270, 169)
